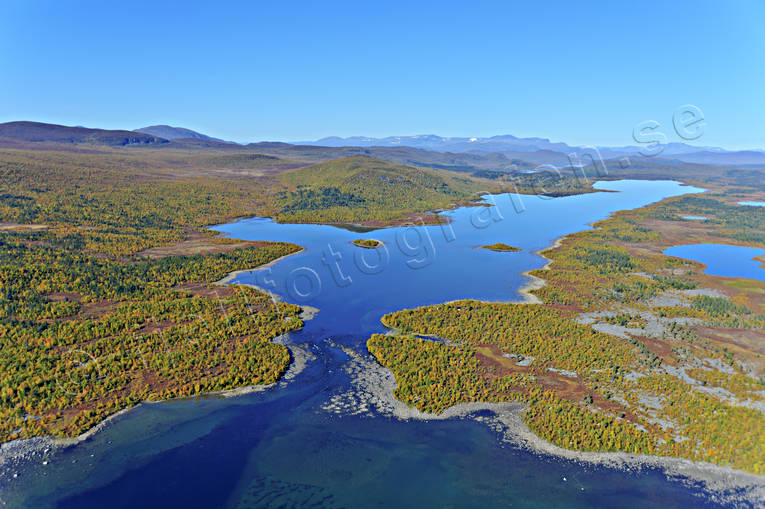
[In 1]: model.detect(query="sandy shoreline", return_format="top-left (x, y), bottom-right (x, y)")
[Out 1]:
top-left (213, 248), bottom-right (319, 323)
top-left (516, 235), bottom-right (566, 304)
top-left (214, 247), bottom-right (305, 287)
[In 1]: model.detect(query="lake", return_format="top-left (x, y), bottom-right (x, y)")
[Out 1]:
top-left (5, 180), bottom-right (745, 509)
top-left (664, 243), bottom-right (765, 282)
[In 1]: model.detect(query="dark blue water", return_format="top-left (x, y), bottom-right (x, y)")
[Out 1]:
top-left (4, 180), bottom-right (745, 509)
top-left (208, 180), bottom-right (704, 338)
top-left (664, 244), bottom-right (765, 282)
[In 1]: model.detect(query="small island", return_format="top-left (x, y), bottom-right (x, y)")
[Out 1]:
top-left (478, 242), bottom-right (521, 252)
top-left (352, 238), bottom-right (383, 249)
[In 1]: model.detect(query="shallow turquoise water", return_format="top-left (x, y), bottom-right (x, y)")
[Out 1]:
top-left (739, 201), bottom-right (765, 207)
top-left (664, 243), bottom-right (765, 282)
top-left (3, 180), bottom-right (751, 509)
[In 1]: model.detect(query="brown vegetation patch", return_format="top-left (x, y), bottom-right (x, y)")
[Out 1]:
top-left (476, 345), bottom-right (533, 375)
top-left (633, 334), bottom-right (679, 365)
top-left (636, 216), bottom-right (765, 253)
top-left (638, 218), bottom-right (715, 248)
top-left (693, 326), bottom-right (765, 356)
top-left (135, 320), bottom-right (176, 335)
top-left (475, 344), bottom-right (637, 422)
top-left (719, 278), bottom-right (765, 314)
top-left (137, 229), bottom-right (271, 259)
top-left (174, 282), bottom-right (236, 298)
top-left (80, 300), bottom-right (119, 318)
top-left (335, 212), bottom-right (446, 229)
top-left (45, 292), bottom-right (82, 302)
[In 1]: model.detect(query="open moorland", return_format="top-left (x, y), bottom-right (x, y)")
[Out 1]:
top-left (1, 124), bottom-right (764, 480)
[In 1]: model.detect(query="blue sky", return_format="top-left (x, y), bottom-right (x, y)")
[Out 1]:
top-left (1, 1), bottom-right (763, 149)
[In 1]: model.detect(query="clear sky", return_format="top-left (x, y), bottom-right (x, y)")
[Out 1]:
top-left (1, 1), bottom-right (763, 149)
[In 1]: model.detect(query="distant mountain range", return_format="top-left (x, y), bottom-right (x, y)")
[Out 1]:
top-left (134, 125), bottom-right (231, 143)
top-left (299, 134), bottom-right (744, 155)
top-left (303, 134), bottom-right (576, 153)
top-left (1, 121), bottom-right (764, 167)
top-left (301, 134), bottom-right (762, 165)
top-left (0, 121), bottom-right (167, 146)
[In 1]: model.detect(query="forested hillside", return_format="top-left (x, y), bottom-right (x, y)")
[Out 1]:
top-left (275, 156), bottom-right (487, 223)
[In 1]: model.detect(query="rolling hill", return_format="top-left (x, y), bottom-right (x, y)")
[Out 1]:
top-left (0, 121), bottom-right (168, 146)
top-left (135, 125), bottom-right (231, 143)
top-left (274, 156), bottom-right (486, 223)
